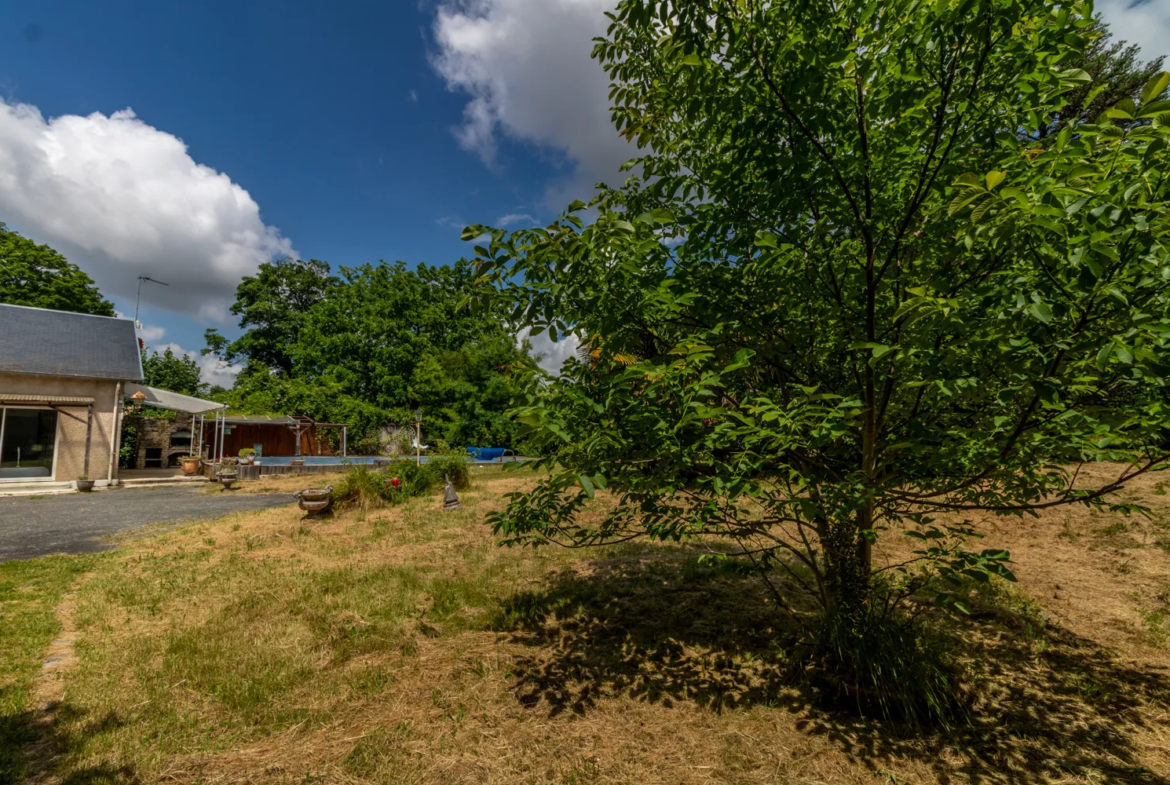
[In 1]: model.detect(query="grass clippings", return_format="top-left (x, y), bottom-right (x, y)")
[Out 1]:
top-left (2, 464), bottom-right (1168, 784)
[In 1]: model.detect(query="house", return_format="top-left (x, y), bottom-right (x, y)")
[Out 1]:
top-left (0, 303), bottom-right (142, 486)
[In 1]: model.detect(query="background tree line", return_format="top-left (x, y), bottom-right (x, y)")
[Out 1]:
top-left (2, 222), bottom-right (532, 451)
top-left (204, 257), bottom-right (531, 451)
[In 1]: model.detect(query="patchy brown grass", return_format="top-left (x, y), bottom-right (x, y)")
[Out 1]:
top-left (8, 463), bottom-right (1170, 784)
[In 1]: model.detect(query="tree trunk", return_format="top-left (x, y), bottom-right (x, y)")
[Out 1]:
top-left (821, 519), bottom-right (872, 622)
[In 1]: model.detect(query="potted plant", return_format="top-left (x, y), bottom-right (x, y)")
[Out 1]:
top-left (75, 475), bottom-right (95, 492)
top-left (180, 455), bottom-right (201, 475)
top-left (218, 458), bottom-right (239, 489)
top-left (238, 448), bottom-right (257, 466)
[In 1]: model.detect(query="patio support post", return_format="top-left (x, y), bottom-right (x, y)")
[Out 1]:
top-left (83, 403), bottom-right (93, 479)
top-left (342, 426), bottom-right (347, 458)
top-left (107, 381), bottom-right (123, 485)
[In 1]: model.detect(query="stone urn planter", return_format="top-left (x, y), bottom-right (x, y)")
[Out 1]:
top-left (75, 478), bottom-right (95, 492)
top-left (294, 486), bottom-right (333, 517)
top-left (218, 466), bottom-right (239, 490)
top-left (180, 456), bottom-right (201, 476)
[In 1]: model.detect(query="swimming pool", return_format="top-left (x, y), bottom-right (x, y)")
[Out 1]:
top-left (253, 455), bottom-right (526, 466)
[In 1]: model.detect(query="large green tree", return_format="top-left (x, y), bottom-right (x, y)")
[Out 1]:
top-left (219, 260), bottom-right (528, 447)
top-left (1039, 14), bottom-right (1166, 136)
top-left (141, 347), bottom-right (204, 397)
top-left (204, 257), bottom-right (337, 377)
top-left (0, 224), bottom-right (115, 316)
top-left (472, 0), bottom-right (1170, 644)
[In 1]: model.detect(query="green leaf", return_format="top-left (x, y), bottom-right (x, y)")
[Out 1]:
top-left (638, 208), bottom-right (677, 224)
top-left (1058, 68), bottom-right (1091, 85)
top-left (1136, 100), bottom-right (1170, 119)
top-left (754, 231), bottom-right (778, 247)
top-left (578, 474), bottom-right (595, 498)
top-left (1028, 302), bottom-right (1052, 324)
top-left (680, 52), bottom-right (702, 66)
top-left (1141, 72), bottom-right (1169, 105)
top-left (985, 170), bottom-right (1006, 190)
top-left (1096, 343), bottom-right (1113, 371)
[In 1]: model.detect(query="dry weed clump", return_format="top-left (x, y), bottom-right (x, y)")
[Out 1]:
top-left (5, 464), bottom-right (1169, 784)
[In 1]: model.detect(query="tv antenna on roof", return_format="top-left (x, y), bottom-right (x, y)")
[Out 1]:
top-left (134, 276), bottom-right (169, 330)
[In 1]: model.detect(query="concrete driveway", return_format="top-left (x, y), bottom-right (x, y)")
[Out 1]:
top-left (0, 486), bottom-right (294, 562)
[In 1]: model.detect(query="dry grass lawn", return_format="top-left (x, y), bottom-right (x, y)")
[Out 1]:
top-left (5, 463), bottom-right (1170, 784)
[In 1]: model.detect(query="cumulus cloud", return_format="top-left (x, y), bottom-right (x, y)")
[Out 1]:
top-left (137, 323), bottom-right (167, 343)
top-left (1097, 0), bottom-right (1170, 65)
top-left (519, 327), bottom-right (580, 375)
top-left (0, 99), bottom-right (294, 320)
top-left (432, 0), bottom-right (1169, 198)
top-left (431, 0), bottom-right (632, 196)
top-left (155, 342), bottom-right (242, 389)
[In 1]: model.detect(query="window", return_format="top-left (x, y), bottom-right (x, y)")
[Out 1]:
top-left (0, 408), bottom-right (58, 480)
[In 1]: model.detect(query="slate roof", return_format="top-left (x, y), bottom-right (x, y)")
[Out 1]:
top-left (0, 304), bottom-right (143, 381)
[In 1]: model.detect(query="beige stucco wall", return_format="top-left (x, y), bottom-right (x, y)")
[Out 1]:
top-left (0, 373), bottom-right (123, 483)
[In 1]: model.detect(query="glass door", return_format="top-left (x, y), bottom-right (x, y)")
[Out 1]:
top-left (0, 408), bottom-right (59, 480)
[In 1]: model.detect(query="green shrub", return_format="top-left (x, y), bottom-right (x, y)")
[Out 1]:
top-left (238, 448), bottom-right (257, 458)
top-left (330, 466), bottom-right (391, 513)
top-left (425, 454), bottom-right (471, 491)
top-left (806, 606), bottom-right (964, 729)
top-left (331, 458), bottom-right (472, 513)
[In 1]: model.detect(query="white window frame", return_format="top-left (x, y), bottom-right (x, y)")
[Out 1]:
top-left (0, 405), bottom-right (62, 483)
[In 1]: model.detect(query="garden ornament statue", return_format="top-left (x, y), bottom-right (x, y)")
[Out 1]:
top-left (443, 474), bottom-right (461, 511)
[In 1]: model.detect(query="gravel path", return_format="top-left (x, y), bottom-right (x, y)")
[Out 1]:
top-left (0, 486), bottom-right (294, 562)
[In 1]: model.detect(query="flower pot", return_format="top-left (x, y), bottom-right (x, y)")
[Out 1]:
top-left (239, 456), bottom-right (254, 466)
top-left (293, 486), bottom-right (333, 517)
top-left (75, 479), bottom-right (95, 492)
top-left (181, 458), bottom-right (200, 476)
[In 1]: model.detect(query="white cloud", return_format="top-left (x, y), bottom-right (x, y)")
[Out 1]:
top-left (156, 342), bottom-right (242, 389)
top-left (496, 212), bottom-right (537, 227)
top-left (114, 310), bottom-right (167, 342)
top-left (1097, 0), bottom-right (1170, 65)
top-left (431, 0), bottom-right (632, 198)
top-left (519, 327), bottom-right (580, 375)
top-left (197, 353), bottom-right (242, 389)
top-left (0, 99), bottom-right (295, 321)
top-left (138, 323), bottom-right (166, 343)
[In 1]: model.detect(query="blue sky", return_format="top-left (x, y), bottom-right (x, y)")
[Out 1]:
top-left (0, 0), bottom-right (625, 379)
top-left (1, 0), bottom-right (1167, 383)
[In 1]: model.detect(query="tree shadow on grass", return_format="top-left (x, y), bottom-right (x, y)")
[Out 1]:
top-left (496, 545), bottom-right (1170, 784)
top-left (0, 696), bottom-right (138, 785)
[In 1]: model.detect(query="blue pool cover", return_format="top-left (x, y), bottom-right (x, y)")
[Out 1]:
top-left (466, 447), bottom-right (506, 461)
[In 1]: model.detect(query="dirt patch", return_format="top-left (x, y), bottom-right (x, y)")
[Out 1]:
top-left (21, 589), bottom-right (85, 784)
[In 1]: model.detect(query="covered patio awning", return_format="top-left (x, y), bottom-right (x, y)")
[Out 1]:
top-left (0, 393), bottom-right (95, 405)
top-left (124, 384), bottom-right (226, 415)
